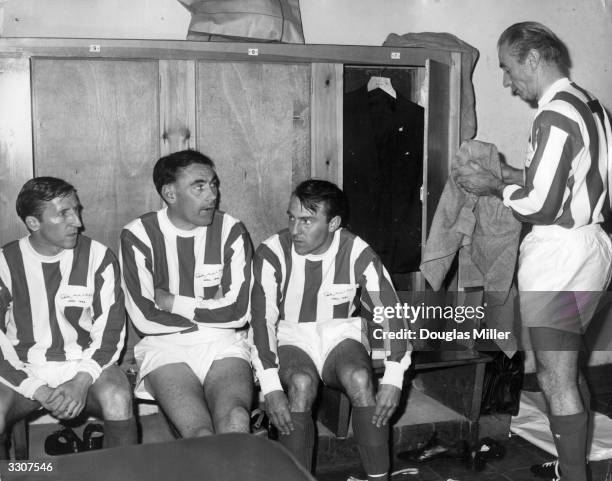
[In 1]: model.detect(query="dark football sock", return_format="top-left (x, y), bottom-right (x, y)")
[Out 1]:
top-left (103, 417), bottom-right (138, 448)
top-left (351, 406), bottom-right (390, 478)
top-left (549, 411), bottom-right (588, 481)
top-left (278, 411), bottom-right (315, 472)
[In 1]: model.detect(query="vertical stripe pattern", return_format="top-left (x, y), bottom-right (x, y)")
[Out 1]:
top-left (250, 228), bottom-right (410, 377)
top-left (504, 78), bottom-right (612, 228)
top-left (0, 235), bottom-right (126, 396)
top-left (121, 208), bottom-right (252, 335)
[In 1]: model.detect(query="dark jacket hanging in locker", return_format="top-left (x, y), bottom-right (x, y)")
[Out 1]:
top-left (344, 86), bottom-right (424, 274)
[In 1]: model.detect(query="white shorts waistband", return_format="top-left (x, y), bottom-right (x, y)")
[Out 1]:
top-left (530, 223), bottom-right (603, 238)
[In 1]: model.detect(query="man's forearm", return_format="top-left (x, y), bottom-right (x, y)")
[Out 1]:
top-left (500, 162), bottom-right (524, 186)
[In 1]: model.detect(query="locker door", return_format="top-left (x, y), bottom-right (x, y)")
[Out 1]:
top-left (417, 57), bottom-right (461, 291)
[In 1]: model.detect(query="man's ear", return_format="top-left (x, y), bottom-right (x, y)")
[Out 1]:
top-left (526, 49), bottom-right (541, 70)
top-left (25, 216), bottom-right (40, 232)
top-left (161, 184), bottom-right (176, 205)
top-left (328, 215), bottom-right (341, 233)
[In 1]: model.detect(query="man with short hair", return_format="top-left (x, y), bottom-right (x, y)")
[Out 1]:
top-left (455, 22), bottom-right (612, 481)
top-left (0, 177), bottom-right (136, 456)
top-left (121, 149), bottom-right (253, 437)
top-left (250, 179), bottom-right (411, 481)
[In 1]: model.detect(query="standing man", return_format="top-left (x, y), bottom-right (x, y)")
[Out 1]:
top-left (121, 150), bottom-right (253, 438)
top-left (455, 22), bottom-right (612, 481)
top-left (0, 177), bottom-right (136, 455)
top-left (250, 179), bottom-right (411, 481)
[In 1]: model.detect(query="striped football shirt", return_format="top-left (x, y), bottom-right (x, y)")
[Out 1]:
top-left (0, 235), bottom-right (126, 399)
top-left (120, 208), bottom-right (252, 336)
top-left (503, 78), bottom-right (612, 227)
top-left (251, 228), bottom-right (411, 395)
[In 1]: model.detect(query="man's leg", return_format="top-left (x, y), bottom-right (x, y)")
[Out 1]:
top-left (323, 339), bottom-right (389, 481)
top-left (85, 365), bottom-right (137, 448)
top-left (277, 345), bottom-right (320, 472)
top-left (0, 383), bottom-right (41, 458)
top-left (203, 357), bottom-right (253, 433)
top-left (145, 363), bottom-right (214, 438)
top-left (532, 327), bottom-right (587, 481)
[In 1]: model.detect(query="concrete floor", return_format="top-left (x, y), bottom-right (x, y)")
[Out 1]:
top-left (13, 388), bottom-right (612, 481)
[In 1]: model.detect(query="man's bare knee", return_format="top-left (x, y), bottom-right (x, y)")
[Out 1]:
top-left (216, 405), bottom-right (250, 434)
top-left (341, 366), bottom-right (374, 405)
top-left (96, 383), bottom-right (133, 420)
top-left (287, 371), bottom-right (318, 410)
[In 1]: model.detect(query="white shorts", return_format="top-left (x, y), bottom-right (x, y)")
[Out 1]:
top-left (25, 360), bottom-right (84, 388)
top-left (277, 317), bottom-right (365, 376)
top-left (134, 327), bottom-right (251, 400)
top-left (518, 224), bottom-right (612, 331)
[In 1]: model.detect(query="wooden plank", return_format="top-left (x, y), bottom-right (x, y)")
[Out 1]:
top-left (31, 59), bottom-right (160, 252)
top-left (159, 59), bottom-right (196, 156)
top-left (196, 61), bottom-right (310, 247)
top-left (311, 63), bottom-right (343, 186)
top-left (0, 58), bottom-right (33, 246)
top-left (448, 52), bottom-right (462, 160)
top-left (0, 38), bottom-right (453, 67)
top-left (422, 59), bottom-right (450, 243)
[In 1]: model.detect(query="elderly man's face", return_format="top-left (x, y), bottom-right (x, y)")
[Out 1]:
top-left (498, 42), bottom-right (539, 103)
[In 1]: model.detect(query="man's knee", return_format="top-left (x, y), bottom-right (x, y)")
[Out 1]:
top-left (288, 371), bottom-right (318, 397)
top-left (340, 365), bottom-right (373, 395)
top-left (217, 405), bottom-right (250, 434)
top-left (94, 379), bottom-right (133, 420)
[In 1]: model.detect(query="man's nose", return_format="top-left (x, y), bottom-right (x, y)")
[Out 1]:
top-left (502, 72), bottom-right (511, 88)
top-left (70, 212), bottom-right (82, 228)
top-left (290, 221), bottom-right (300, 237)
top-left (205, 186), bottom-right (218, 203)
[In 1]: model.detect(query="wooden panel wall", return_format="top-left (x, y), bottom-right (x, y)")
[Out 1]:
top-left (0, 59), bottom-right (33, 246)
top-left (159, 59), bottom-right (196, 156)
top-left (311, 63), bottom-right (343, 186)
top-left (31, 59), bottom-right (160, 252)
top-left (196, 61), bottom-right (310, 247)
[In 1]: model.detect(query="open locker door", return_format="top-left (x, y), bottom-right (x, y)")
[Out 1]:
top-left (415, 58), bottom-right (451, 291)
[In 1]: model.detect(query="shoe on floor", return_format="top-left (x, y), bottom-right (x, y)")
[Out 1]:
top-left (531, 460), bottom-right (561, 480)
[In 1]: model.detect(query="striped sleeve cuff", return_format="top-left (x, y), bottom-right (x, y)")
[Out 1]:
top-left (502, 185), bottom-right (522, 207)
top-left (380, 360), bottom-right (407, 390)
top-left (76, 359), bottom-right (103, 383)
top-left (171, 295), bottom-right (198, 320)
top-left (259, 368), bottom-right (283, 395)
top-left (18, 377), bottom-right (47, 400)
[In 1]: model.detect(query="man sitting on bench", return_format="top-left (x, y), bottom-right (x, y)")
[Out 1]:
top-left (0, 177), bottom-right (136, 456)
top-left (121, 150), bottom-right (253, 437)
top-left (250, 179), bottom-right (411, 481)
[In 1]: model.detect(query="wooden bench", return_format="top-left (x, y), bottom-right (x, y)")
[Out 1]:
top-left (317, 351), bottom-right (492, 439)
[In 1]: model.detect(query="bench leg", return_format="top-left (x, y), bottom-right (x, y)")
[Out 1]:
top-left (11, 419), bottom-right (28, 460)
top-left (317, 386), bottom-right (352, 438)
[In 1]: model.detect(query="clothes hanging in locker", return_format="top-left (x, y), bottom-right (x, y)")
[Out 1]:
top-left (344, 85), bottom-right (424, 274)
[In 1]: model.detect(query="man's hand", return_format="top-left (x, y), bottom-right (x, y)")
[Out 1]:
top-left (453, 161), bottom-right (506, 198)
top-left (155, 288), bottom-right (175, 312)
top-left (33, 385), bottom-right (64, 412)
top-left (372, 384), bottom-right (401, 428)
top-left (264, 390), bottom-right (294, 435)
top-left (46, 372), bottom-right (93, 420)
